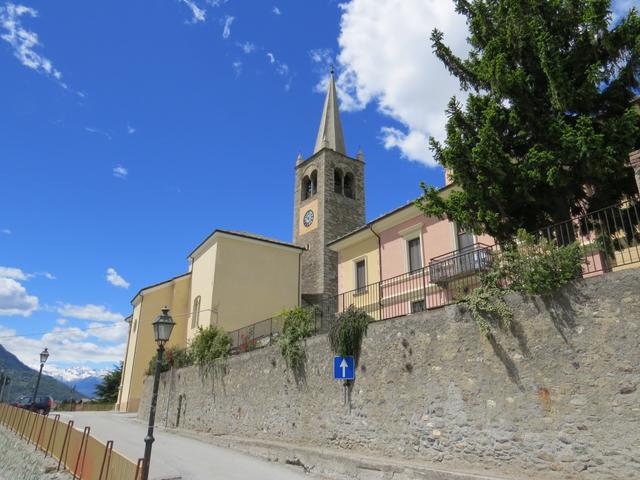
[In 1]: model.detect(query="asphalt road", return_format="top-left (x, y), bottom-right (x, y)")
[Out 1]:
top-left (56, 411), bottom-right (314, 480)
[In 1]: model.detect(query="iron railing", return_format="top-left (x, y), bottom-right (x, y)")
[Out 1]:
top-left (227, 199), bottom-right (640, 355)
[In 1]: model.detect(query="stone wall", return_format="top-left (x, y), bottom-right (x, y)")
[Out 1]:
top-left (139, 269), bottom-right (640, 479)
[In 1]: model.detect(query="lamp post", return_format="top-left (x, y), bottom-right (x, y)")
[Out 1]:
top-left (31, 348), bottom-right (49, 405)
top-left (142, 307), bottom-right (175, 480)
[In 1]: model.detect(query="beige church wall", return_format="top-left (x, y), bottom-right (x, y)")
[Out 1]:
top-left (118, 301), bottom-right (141, 412)
top-left (187, 242), bottom-right (218, 343)
top-left (119, 278), bottom-right (190, 412)
top-left (169, 275), bottom-right (191, 348)
top-left (211, 236), bottom-right (301, 333)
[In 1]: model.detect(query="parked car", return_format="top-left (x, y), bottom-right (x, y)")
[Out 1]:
top-left (12, 395), bottom-right (55, 414)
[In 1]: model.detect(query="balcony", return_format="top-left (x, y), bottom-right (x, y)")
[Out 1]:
top-left (428, 243), bottom-right (494, 285)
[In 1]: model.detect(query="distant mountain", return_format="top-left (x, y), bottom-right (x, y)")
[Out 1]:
top-left (0, 344), bottom-right (82, 402)
top-left (46, 366), bottom-right (108, 399)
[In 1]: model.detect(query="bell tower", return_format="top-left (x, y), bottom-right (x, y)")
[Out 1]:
top-left (293, 70), bottom-right (366, 305)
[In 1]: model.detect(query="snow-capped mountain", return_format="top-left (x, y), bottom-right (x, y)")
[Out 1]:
top-left (46, 365), bottom-right (109, 398)
top-left (45, 365), bottom-right (109, 383)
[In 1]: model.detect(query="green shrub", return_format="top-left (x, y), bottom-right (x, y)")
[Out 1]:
top-left (328, 305), bottom-right (371, 365)
top-left (146, 346), bottom-right (193, 375)
top-left (463, 229), bottom-right (584, 336)
top-left (190, 326), bottom-right (231, 365)
top-left (279, 307), bottom-right (317, 370)
top-left (494, 229), bottom-right (584, 295)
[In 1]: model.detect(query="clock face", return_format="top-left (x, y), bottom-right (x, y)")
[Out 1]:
top-left (303, 209), bottom-right (314, 227)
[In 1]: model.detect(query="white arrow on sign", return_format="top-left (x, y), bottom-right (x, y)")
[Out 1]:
top-left (340, 358), bottom-right (348, 378)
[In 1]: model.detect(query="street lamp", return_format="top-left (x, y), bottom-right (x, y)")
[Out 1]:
top-left (142, 307), bottom-right (175, 480)
top-left (31, 347), bottom-right (49, 406)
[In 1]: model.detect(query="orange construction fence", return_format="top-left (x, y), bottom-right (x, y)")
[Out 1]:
top-left (0, 402), bottom-right (143, 480)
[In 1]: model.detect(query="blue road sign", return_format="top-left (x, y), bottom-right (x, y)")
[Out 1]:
top-left (333, 356), bottom-right (355, 380)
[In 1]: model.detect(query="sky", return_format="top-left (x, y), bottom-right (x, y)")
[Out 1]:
top-left (0, 0), bottom-right (634, 374)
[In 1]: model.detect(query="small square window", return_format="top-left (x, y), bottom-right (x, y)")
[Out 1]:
top-left (411, 300), bottom-right (425, 313)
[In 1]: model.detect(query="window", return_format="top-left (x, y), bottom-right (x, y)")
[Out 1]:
top-left (334, 169), bottom-right (343, 194)
top-left (344, 172), bottom-right (355, 198)
top-left (191, 296), bottom-right (201, 328)
top-left (411, 300), bottom-right (425, 313)
top-left (407, 237), bottom-right (423, 272)
top-left (457, 225), bottom-right (474, 251)
top-left (301, 176), bottom-right (311, 200)
top-left (310, 170), bottom-right (318, 196)
top-left (355, 259), bottom-right (366, 292)
top-left (133, 319), bottom-right (137, 333)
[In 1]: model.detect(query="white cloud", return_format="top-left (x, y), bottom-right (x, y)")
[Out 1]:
top-left (85, 127), bottom-right (112, 140)
top-left (310, 48), bottom-right (333, 66)
top-left (0, 267), bottom-right (55, 281)
top-left (56, 304), bottom-right (123, 322)
top-left (266, 52), bottom-right (292, 90)
top-left (113, 165), bottom-right (128, 179)
top-left (332, 0), bottom-right (469, 166)
top-left (232, 60), bottom-right (242, 77)
top-left (206, 0), bottom-right (228, 5)
top-left (127, 123), bottom-right (136, 134)
top-left (222, 15), bottom-right (234, 39)
top-left (87, 321), bottom-right (129, 342)
top-left (0, 3), bottom-right (67, 88)
top-left (272, 6), bottom-right (281, 15)
top-left (180, 0), bottom-right (206, 24)
top-left (1, 229), bottom-right (11, 235)
top-left (0, 266), bottom-right (30, 281)
top-left (0, 277), bottom-right (38, 316)
top-left (237, 41), bottom-right (255, 54)
top-left (0, 324), bottom-right (126, 366)
top-left (106, 267), bottom-right (130, 289)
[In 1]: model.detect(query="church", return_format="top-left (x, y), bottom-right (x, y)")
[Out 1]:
top-left (116, 72), bottom-right (367, 412)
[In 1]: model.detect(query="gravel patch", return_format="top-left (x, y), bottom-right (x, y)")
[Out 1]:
top-left (0, 424), bottom-right (71, 480)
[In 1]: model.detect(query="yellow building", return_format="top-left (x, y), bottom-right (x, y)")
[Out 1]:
top-left (117, 273), bottom-right (191, 413)
top-left (116, 230), bottom-right (304, 413)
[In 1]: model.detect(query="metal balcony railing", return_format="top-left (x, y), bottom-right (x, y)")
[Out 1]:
top-left (428, 243), bottom-right (494, 285)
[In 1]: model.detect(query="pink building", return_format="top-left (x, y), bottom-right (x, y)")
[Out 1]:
top-left (329, 187), bottom-right (495, 319)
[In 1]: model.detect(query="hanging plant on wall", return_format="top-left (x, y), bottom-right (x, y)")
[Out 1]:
top-left (328, 305), bottom-right (371, 366)
top-left (279, 306), bottom-right (318, 370)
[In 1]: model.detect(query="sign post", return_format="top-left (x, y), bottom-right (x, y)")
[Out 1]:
top-left (333, 356), bottom-right (355, 409)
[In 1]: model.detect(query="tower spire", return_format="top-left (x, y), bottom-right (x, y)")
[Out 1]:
top-left (314, 69), bottom-right (346, 155)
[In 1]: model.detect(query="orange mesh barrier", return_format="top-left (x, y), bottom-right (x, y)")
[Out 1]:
top-left (0, 404), bottom-right (141, 479)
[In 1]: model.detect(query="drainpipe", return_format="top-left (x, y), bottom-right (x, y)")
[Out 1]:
top-left (369, 225), bottom-right (383, 319)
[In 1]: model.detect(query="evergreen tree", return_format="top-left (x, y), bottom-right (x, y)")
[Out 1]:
top-left (417, 0), bottom-right (640, 242)
top-left (94, 363), bottom-right (122, 403)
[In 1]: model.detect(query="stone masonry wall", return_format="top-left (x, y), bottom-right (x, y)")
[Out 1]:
top-left (139, 270), bottom-right (640, 479)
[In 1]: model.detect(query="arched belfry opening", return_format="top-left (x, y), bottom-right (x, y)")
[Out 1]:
top-left (334, 169), bottom-right (343, 194)
top-left (344, 172), bottom-right (355, 199)
top-left (301, 175), bottom-right (311, 200)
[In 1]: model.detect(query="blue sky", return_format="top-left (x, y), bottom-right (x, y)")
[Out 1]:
top-left (0, 0), bottom-right (634, 373)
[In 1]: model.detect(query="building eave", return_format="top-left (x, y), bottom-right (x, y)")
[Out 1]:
top-left (130, 272), bottom-right (191, 305)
